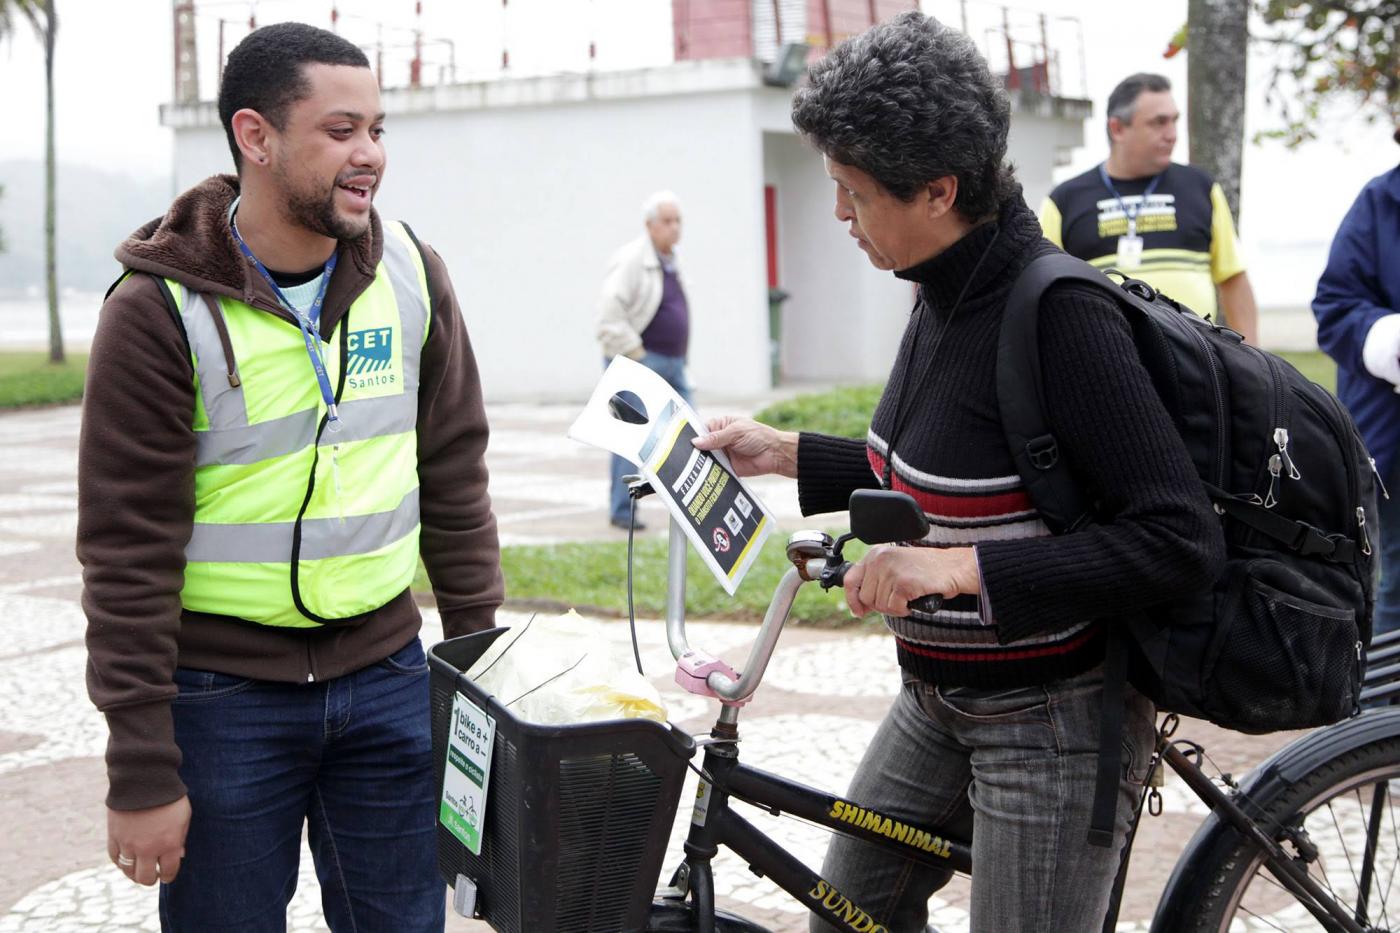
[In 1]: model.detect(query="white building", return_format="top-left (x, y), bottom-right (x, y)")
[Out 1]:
top-left (162, 11), bottom-right (1090, 401)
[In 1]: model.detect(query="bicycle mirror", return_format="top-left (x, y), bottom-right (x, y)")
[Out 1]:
top-left (848, 489), bottom-right (930, 544)
top-left (608, 391), bottom-right (649, 425)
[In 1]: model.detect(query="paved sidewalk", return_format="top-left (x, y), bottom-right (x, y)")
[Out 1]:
top-left (0, 400), bottom-right (1300, 932)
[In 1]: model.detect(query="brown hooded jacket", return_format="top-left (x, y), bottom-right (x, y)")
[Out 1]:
top-left (79, 175), bottom-right (503, 811)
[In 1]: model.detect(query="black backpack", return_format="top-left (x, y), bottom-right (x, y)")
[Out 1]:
top-left (998, 253), bottom-right (1378, 844)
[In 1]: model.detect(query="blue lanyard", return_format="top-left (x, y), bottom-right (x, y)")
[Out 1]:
top-left (230, 220), bottom-right (342, 430)
top-left (1099, 164), bottom-right (1162, 237)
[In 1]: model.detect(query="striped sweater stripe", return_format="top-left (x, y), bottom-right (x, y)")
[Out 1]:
top-left (863, 430), bottom-right (1098, 683)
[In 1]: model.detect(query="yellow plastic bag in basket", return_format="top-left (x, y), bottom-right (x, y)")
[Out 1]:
top-left (463, 610), bottom-right (667, 724)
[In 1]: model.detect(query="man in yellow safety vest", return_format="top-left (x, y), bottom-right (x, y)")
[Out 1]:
top-left (78, 22), bottom-right (503, 931)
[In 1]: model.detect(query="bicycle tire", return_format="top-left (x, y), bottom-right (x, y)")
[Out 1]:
top-left (644, 898), bottom-right (773, 932)
top-left (1170, 734), bottom-right (1400, 932)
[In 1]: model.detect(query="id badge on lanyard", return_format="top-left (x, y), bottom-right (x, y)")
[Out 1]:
top-left (1100, 165), bottom-right (1159, 272)
top-left (1116, 232), bottom-right (1144, 269)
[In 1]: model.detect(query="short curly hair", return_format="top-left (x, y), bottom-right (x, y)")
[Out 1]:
top-left (218, 22), bottom-right (370, 172)
top-left (791, 11), bottom-right (1016, 220)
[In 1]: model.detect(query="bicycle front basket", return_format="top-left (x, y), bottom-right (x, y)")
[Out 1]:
top-left (429, 628), bottom-right (695, 933)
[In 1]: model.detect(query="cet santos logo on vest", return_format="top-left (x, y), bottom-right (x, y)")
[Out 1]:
top-left (346, 326), bottom-right (396, 389)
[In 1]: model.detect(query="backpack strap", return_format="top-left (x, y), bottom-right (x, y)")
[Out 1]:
top-left (998, 251), bottom-right (1144, 850)
top-left (102, 270), bottom-right (132, 303)
top-left (105, 269), bottom-right (193, 363)
top-left (396, 221), bottom-right (438, 336)
top-left (998, 252), bottom-right (1125, 534)
top-left (1089, 629), bottom-right (1129, 850)
top-left (1207, 484), bottom-right (1357, 563)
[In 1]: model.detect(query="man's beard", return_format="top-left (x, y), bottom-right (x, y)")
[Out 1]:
top-left (277, 166), bottom-right (369, 241)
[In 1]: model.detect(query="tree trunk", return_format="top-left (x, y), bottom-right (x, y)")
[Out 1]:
top-left (1187, 0), bottom-right (1248, 226)
top-left (43, 0), bottom-right (62, 365)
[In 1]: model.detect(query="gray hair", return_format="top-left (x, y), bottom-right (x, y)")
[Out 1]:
top-left (1106, 73), bottom-right (1172, 141)
top-left (790, 11), bottom-right (1016, 220)
top-left (642, 190), bottom-right (681, 223)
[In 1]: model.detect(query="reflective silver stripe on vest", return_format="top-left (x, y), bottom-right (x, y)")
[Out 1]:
top-left (197, 408), bottom-right (318, 466)
top-left (182, 288), bottom-right (249, 427)
top-left (379, 227), bottom-right (428, 390)
top-left (187, 228), bottom-right (429, 466)
top-left (186, 487), bottom-right (420, 563)
top-left (197, 393), bottom-right (417, 465)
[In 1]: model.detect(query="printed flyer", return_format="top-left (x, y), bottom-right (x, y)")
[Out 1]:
top-left (568, 357), bottom-right (772, 595)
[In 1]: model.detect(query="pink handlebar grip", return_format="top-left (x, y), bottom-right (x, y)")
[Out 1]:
top-left (674, 650), bottom-right (749, 707)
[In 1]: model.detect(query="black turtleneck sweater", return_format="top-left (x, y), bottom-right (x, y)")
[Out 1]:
top-left (797, 194), bottom-right (1225, 688)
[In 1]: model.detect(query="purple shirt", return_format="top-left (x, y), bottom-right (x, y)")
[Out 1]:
top-left (640, 254), bottom-right (689, 358)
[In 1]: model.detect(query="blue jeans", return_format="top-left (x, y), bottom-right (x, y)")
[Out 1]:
top-left (813, 665), bottom-right (1155, 933)
top-left (1375, 460), bottom-right (1400, 638)
top-left (159, 638), bottom-right (445, 933)
top-left (608, 350), bottom-right (693, 524)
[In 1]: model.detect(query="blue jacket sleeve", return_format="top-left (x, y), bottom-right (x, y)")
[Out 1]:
top-left (1313, 187), bottom-right (1392, 375)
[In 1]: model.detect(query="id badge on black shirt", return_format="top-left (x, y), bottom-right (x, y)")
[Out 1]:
top-left (1116, 234), bottom-right (1144, 269)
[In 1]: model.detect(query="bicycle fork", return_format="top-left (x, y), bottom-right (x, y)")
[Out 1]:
top-left (1161, 738), bottom-right (1369, 933)
top-left (663, 731), bottom-right (916, 933)
top-left (661, 738), bottom-right (734, 933)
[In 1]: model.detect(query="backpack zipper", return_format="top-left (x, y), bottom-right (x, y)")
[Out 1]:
top-left (1273, 428), bottom-right (1301, 480)
top-left (1253, 348), bottom-right (1294, 506)
top-left (1313, 389), bottom-right (1366, 565)
top-left (1264, 455), bottom-right (1282, 509)
top-left (1369, 456), bottom-right (1390, 500)
top-left (1184, 324), bottom-right (1228, 488)
top-left (1261, 428), bottom-right (1301, 510)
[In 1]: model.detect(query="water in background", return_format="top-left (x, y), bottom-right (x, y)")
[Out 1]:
top-left (0, 239), bottom-right (1328, 354)
top-left (0, 290), bottom-right (105, 350)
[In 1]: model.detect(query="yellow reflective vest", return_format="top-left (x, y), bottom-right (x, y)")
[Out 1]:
top-left (169, 221), bottom-right (431, 627)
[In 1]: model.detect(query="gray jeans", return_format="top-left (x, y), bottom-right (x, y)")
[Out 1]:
top-left (812, 665), bottom-right (1155, 933)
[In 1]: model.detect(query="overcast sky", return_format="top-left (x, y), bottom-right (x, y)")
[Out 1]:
top-left (0, 0), bottom-right (1395, 304)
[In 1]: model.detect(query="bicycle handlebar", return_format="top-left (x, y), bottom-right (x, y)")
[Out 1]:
top-left (663, 519), bottom-right (943, 705)
top-left (663, 520), bottom-right (824, 703)
top-left (820, 561), bottom-right (945, 615)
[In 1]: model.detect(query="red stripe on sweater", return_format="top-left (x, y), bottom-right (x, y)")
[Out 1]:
top-left (867, 451), bottom-right (1033, 519)
top-left (896, 626), bottom-right (1099, 662)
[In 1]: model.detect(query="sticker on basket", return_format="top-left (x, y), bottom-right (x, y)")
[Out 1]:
top-left (440, 692), bottom-right (496, 856)
top-left (691, 779), bottom-right (711, 827)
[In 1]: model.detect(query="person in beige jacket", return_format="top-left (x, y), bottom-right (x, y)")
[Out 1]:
top-left (596, 190), bottom-right (693, 529)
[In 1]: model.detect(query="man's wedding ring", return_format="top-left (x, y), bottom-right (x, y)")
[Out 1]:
top-left (116, 854), bottom-right (135, 867)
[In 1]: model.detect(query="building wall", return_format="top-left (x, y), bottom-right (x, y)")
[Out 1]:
top-left (1006, 96), bottom-right (1093, 210)
top-left (673, 0), bottom-right (752, 60)
top-left (171, 86), bottom-right (773, 402)
top-left (679, 0), bottom-right (918, 63)
top-left (761, 131), bottom-right (910, 386)
top-left (166, 64), bottom-right (1085, 401)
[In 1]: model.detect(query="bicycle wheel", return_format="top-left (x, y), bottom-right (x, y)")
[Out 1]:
top-left (1175, 735), bottom-right (1400, 932)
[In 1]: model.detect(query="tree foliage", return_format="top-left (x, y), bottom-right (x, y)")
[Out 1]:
top-left (0, 0), bottom-right (45, 48)
top-left (1255, 0), bottom-right (1399, 146)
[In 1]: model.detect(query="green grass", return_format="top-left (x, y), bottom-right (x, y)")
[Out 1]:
top-left (415, 535), bottom-right (873, 626)
top-left (0, 352), bottom-right (86, 408)
top-left (757, 384), bottom-right (883, 439)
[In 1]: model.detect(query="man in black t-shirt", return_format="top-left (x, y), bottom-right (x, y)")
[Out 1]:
top-left (1041, 73), bottom-right (1259, 343)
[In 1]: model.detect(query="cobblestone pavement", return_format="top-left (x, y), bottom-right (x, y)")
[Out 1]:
top-left (0, 402), bottom-right (1308, 932)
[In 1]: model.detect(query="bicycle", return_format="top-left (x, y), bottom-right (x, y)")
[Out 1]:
top-left (429, 487), bottom-right (1400, 933)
